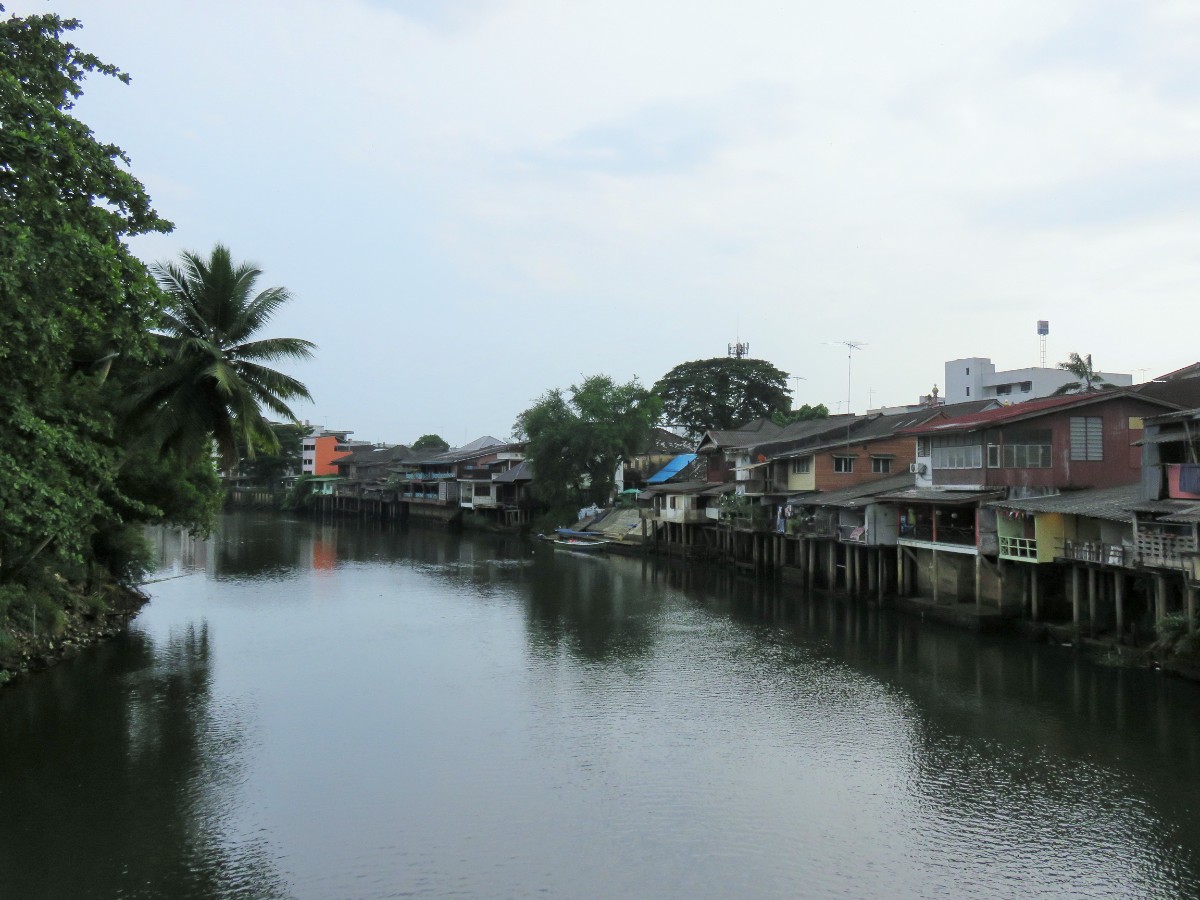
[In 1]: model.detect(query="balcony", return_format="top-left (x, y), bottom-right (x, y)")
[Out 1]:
top-left (1061, 540), bottom-right (1130, 567)
top-left (998, 535), bottom-right (1037, 561)
top-left (1136, 531), bottom-right (1198, 571)
top-left (836, 524), bottom-right (868, 544)
top-left (898, 522), bottom-right (977, 552)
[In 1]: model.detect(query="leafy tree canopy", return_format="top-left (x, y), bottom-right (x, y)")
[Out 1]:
top-left (0, 9), bottom-right (171, 583)
top-left (236, 422), bottom-right (307, 486)
top-left (412, 434), bottom-right (450, 452)
top-left (1053, 352), bottom-right (1114, 395)
top-left (771, 403), bottom-right (830, 427)
top-left (137, 245), bottom-right (315, 470)
top-left (653, 357), bottom-right (792, 438)
top-left (515, 375), bottom-right (662, 513)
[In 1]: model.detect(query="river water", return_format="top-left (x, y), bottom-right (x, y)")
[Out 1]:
top-left (2, 512), bottom-right (1200, 898)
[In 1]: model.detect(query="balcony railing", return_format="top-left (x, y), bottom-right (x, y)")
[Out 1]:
top-left (899, 523), bottom-right (976, 547)
top-left (836, 524), bottom-right (868, 544)
top-left (1061, 540), bottom-right (1130, 567)
top-left (998, 535), bottom-right (1037, 560)
top-left (1136, 532), bottom-right (1198, 571)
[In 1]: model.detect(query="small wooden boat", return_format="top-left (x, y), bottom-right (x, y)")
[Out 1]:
top-left (550, 537), bottom-right (612, 550)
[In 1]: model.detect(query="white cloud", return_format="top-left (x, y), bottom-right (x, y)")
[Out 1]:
top-left (12, 0), bottom-right (1200, 437)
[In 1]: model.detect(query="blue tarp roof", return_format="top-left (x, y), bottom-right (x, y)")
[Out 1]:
top-left (646, 453), bottom-right (698, 484)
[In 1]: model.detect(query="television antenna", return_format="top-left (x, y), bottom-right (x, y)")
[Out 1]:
top-left (826, 340), bottom-right (866, 414)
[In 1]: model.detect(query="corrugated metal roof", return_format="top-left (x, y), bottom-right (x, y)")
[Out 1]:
top-left (646, 453), bottom-right (699, 484)
top-left (899, 390), bottom-right (1172, 436)
top-left (492, 460), bottom-right (532, 483)
top-left (874, 488), bottom-right (1005, 505)
top-left (789, 474), bottom-right (915, 509)
top-left (989, 483), bottom-right (1141, 523)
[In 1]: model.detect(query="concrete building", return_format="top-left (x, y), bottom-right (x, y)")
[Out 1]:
top-left (944, 357), bottom-right (1132, 405)
top-left (301, 427), bottom-right (354, 476)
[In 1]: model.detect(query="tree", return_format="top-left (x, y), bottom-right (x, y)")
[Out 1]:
top-left (653, 357), bottom-right (792, 438)
top-left (1053, 352), bottom-right (1113, 395)
top-left (515, 375), bottom-right (662, 513)
top-left (0, 10), bottom-right (171, 586)
top-left (236, 422), bottom-right (306, 486)
top-left (412, 434), bottom-right (450, 452)
top-left (772, 403), bottom-right (830, 427)
top-left (139, 245), bottom-right (316, 470)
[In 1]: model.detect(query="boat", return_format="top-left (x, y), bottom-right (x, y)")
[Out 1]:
top-left (550, 537), bottom-right (613, 550)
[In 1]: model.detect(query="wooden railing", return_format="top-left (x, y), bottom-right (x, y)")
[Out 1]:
top-left (1061, 540), bottom-right (1130, 567)
top-left (998, 535), bottom-right (1037, 560)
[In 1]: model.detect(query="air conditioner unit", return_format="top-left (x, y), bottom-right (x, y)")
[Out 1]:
top-left (909, 462), bottom-right (927, 475)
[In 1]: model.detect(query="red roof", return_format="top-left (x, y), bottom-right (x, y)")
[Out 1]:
top-left (899, 392), bottom-right (1124, 435)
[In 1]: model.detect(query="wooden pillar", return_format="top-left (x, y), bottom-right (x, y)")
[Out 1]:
top-left (868, 549), bottom-right (878, 593)
top-left (877, 549), bottom-right (886, 602)
top-left (932, 549), bottom-right (939, 605)
top-left (897, 548), bottom-right (906, 597)
top-left (1087, 567), bottom-right (1098, 635)
top-left (847, 546), bottom-right (856, 595)
top-left (974, 555), bottom-right (983, 610)
top-left (1030, 567), bottom-right (1039, 621)
top-left (1155, 574), bottom-right (1168, 624)
top-left (826, 542), bottom-right (836, 589)
top-left (1071, 567), bottom-right (1081, 629)
top-left (1188, 583), bottom-right (1197, 633)
top-left (1115, 572), bottom-right (1126, 639)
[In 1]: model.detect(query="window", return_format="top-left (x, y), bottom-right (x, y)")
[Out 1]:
top-left (966, 386), bottom-right (971, 397)
top-left (1019, 381), bottom-right (1032, 393)
top-left (966, 366), bottom-right (970, 375)
top-left (1070, 417), bottom-right (1104, 461)
top-left (997, 429), bottom-right (1053, 468)
top-left (995, 384), bottom-right (1011, 396)
top-left (916, 437), bottom-right (930, 457)
top-left (833, 456), bottom-right (855, 473)
top-left (871, 457), bottom-right (892, 474)
top-left (790, 456), bottom-right (811, 475)
top-left (987, 444), bottom-right (1000, 468)
top-left (931, 435), bottom-right (983, 469)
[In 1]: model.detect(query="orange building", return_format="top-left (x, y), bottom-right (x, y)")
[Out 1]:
top-left (302, 428), bottom-right (352, 476)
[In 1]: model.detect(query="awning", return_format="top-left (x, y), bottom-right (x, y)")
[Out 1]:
top-left (1133, 431), bottom-right (1195, 446)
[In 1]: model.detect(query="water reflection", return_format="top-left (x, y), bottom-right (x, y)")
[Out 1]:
top-left (0, 624), bottom-right (287, 898)
top-left (5, 512), bottom-right (1200, 897)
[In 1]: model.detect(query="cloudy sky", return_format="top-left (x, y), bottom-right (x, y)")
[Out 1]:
top-left (18, 0), bottom-right (1200, 444)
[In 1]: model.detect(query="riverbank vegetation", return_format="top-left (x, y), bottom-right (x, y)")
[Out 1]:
top-left (0, 10), bottom-right (313, 678)
top-left (515, 375), bottom-right (661, 529)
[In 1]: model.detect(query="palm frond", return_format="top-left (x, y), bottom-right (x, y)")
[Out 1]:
top-left (232, 336), bottom-right (317, 363)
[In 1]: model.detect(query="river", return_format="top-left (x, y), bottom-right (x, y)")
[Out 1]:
top-left (2, 511), bottom-right (1199, 898)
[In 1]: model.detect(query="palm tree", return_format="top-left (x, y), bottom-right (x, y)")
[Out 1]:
top-left (1053, 352), bottom-right (1113, 395)
top-left (139, 244), bottom-right (316, 469)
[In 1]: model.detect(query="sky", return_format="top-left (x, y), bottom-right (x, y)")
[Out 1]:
top-left (14, 0), bottom-right (1200, 445)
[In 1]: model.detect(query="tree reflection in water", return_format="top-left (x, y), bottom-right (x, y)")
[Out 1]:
top-left (0, 624), bottom-right (288, 899)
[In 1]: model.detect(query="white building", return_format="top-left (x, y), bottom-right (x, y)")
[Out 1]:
top-left (943, 357), bottom-right (1132, 405)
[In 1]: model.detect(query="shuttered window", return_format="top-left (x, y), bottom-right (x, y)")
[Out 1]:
top-left (1070, 417), bottom-right (1103, 461)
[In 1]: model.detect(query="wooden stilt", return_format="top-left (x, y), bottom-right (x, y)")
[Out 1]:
top-left (1115, 572), bottom-right (1125, 639)
top-left (932, 549), bottom-right (939, 605)
top-left (974, 555), bottom-right (982, 610)
top-left (1071, 566), bottom-right (1081, 629)
top-left (1087, 567), bottom-right (1097, 635)
top-left (1030, 567), bottom-right (1039, 621)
